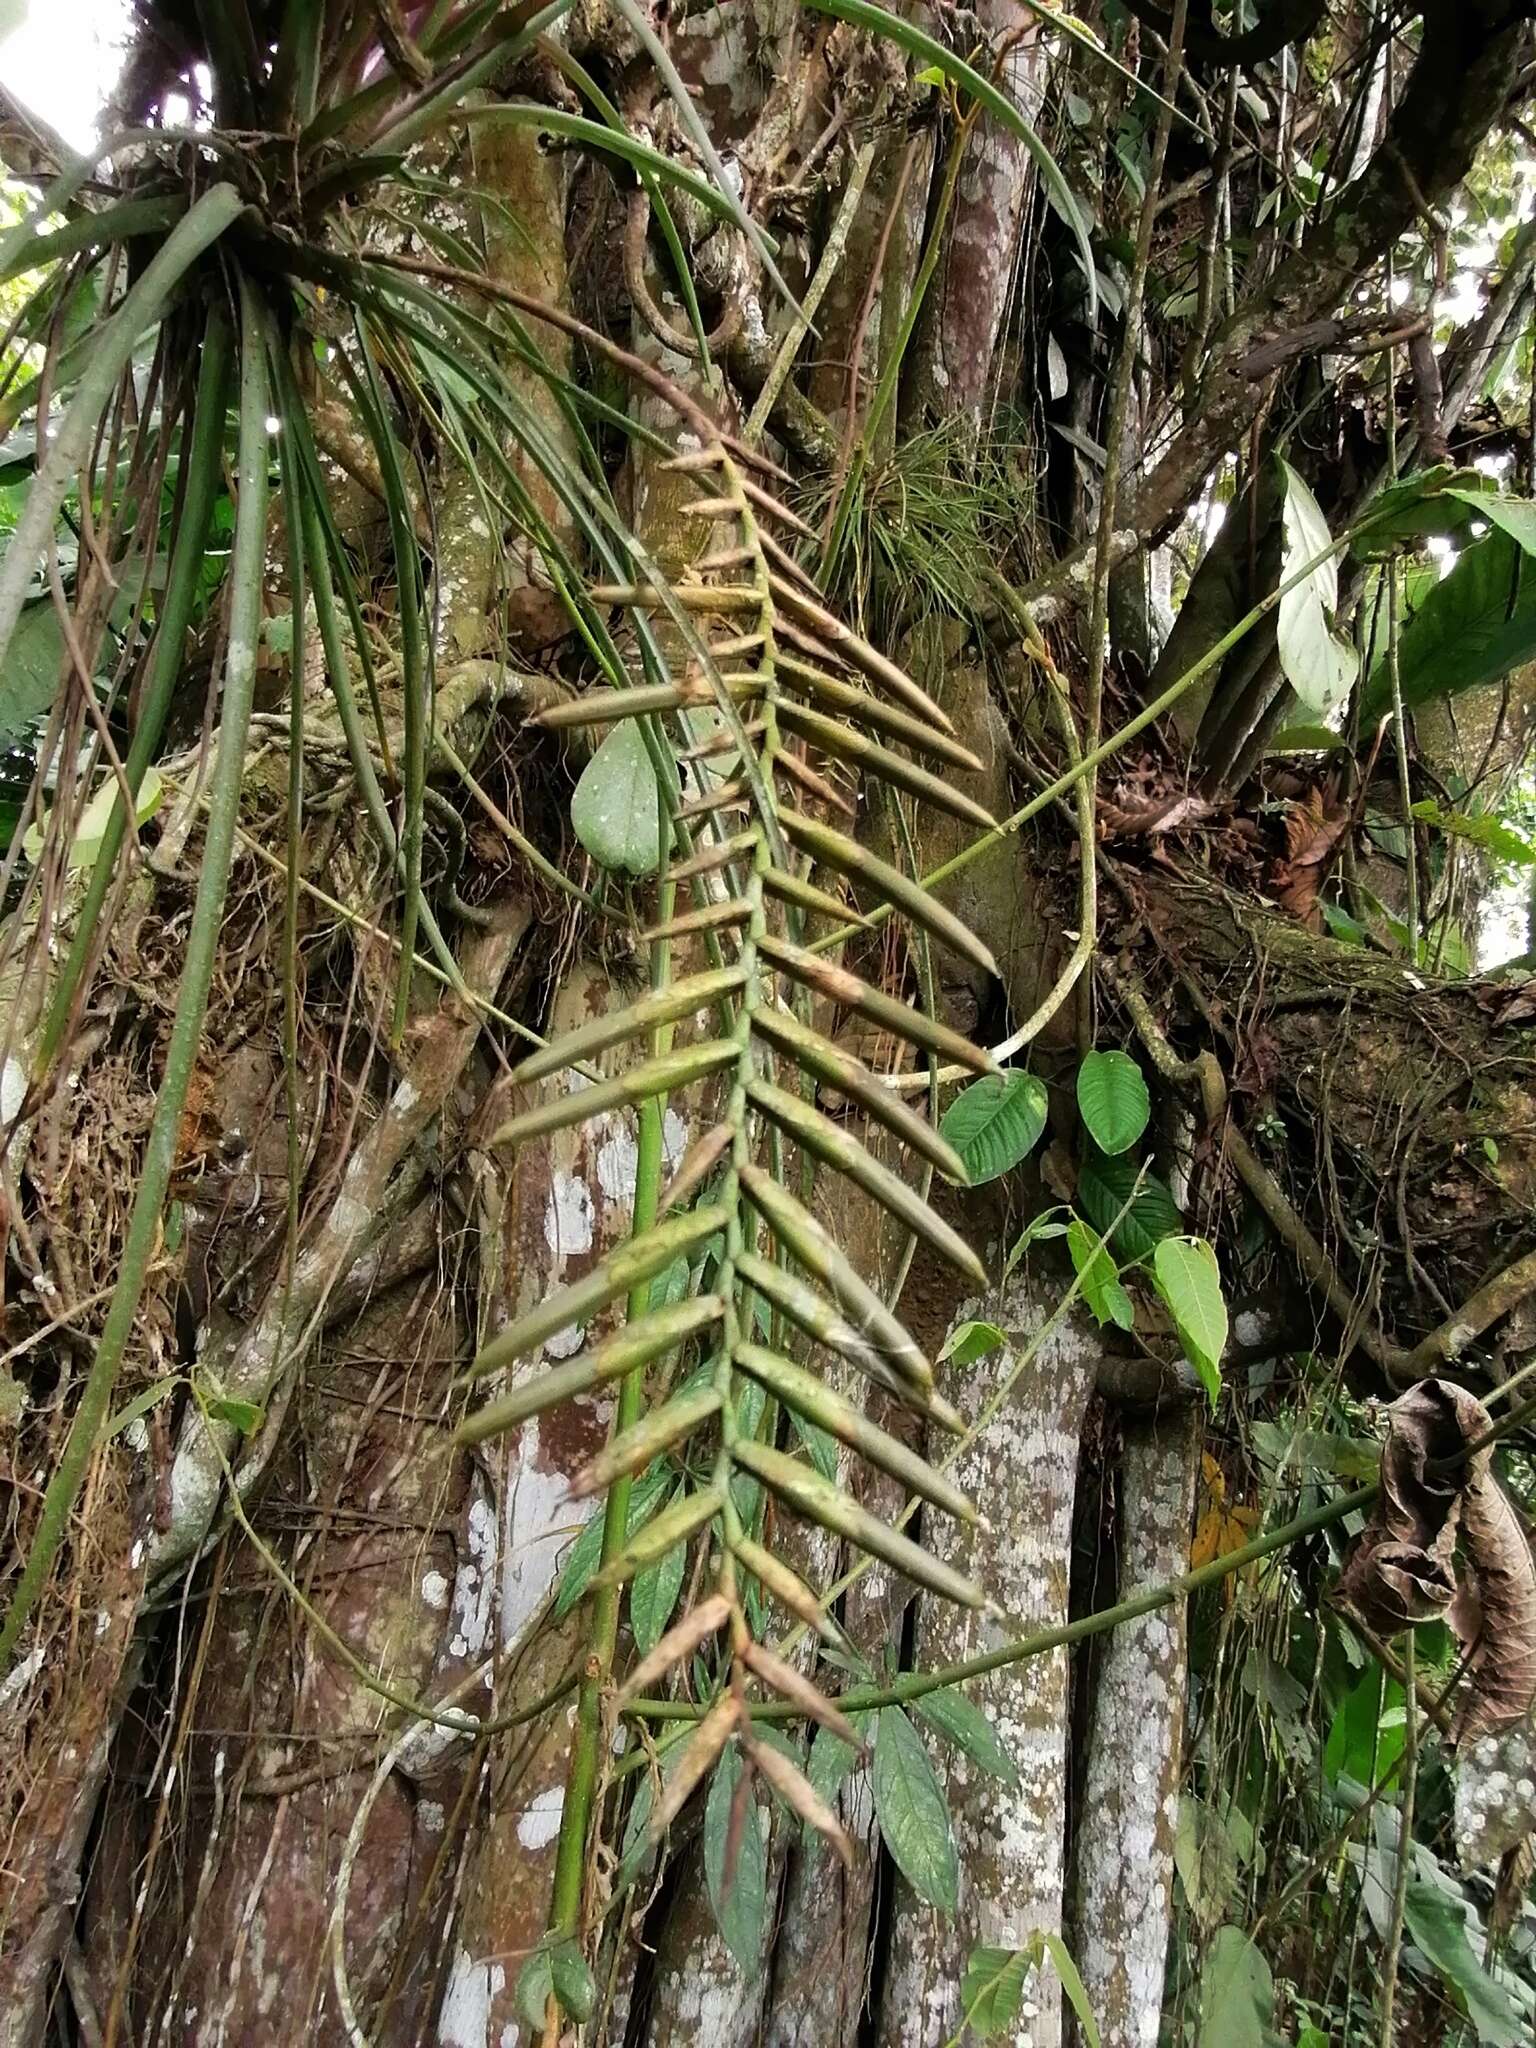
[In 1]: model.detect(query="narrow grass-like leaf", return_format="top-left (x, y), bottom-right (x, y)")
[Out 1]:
top-left (731, 1533), bottom-right (843, 1645)
top-left (801, 0), bottom-right (1099, 325)
top-left (744, 1734), bottom-right (852, 1866)
top-left (0, 273), bottom-right (266, 1669)
top-left (469, 1207), bottom-right (730, 1376)
top-left (777, 807), bottom-right (998, 975)
top-left (733, 1341), bottom-right (977, 1523)
top-left (757, 934), bottom-right (998, 1076)
top-left (592, 1487), bottom-right (724, 1589)
top-left (734, 1250), bottom-right (963, 1429)
top-left (731, 1439), bottom-right (986, 1608)
top-left (618, 1591), bottom-right (733, 1705)
top-left (775, 700), bottom-right (995, 829)
top-left (738, 1165), bottom-right (932, 1391)
top-left (749, 1005), bottom-right (966, 1181)
top-left (747, 1076), bottom-right (986, 1283)
top-left (776, 651), bottom-right (984, 772)
top-left (572, 1382), bottom-right (723, 1497)
top-left (511, 968), bottom-right (747, 1084)
top-left (492, 1041), bottom-right (737, 1147)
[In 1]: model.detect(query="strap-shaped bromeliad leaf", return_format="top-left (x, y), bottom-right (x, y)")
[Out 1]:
top-left (455, 444), bottom-right (1001, 1845)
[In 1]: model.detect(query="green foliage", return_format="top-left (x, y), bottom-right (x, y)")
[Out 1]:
top-left (571, 720), bottom-right (662, 875)
top-left (1066, 1216), bottom-right (1135, 1330)
top-left (915, 1686), bottom-right (1019, 1786)
top-left (938, 1319), bottom-right (1007, 1367)
top-left (940, 1070), bottom-right (1048, 1184)
top-left (958, 1936), bottom-right (1101, 2045)
top-left (1275, 457), bottom-right (1357, 716)
top-left (705, 1744), bottom-right (769, 1973)
top-left (1197, 1927), bottom-right (1275, 2048)
top-left (1151, 1237), bottom-right (1227, 1405)
top-left (1076, 1148), bottom-right (1182, 1262)
top-left (1075, 1049), bottom-right (1150, 1156)
top-left (872, 1704), bottom-right (960, 1910)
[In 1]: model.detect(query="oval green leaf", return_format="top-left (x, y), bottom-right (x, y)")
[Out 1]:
top-left (939, 1071), bottom-right (1047, 1185)
top-left (1152, 1236), bottom-right (1227, 1405)
top-left (571, 718), bottom-right (660, 876)
top-left (872, 1705), bottom-right (958, 1910)
top-left (1075, 1049), bottom-right (1149, 1157)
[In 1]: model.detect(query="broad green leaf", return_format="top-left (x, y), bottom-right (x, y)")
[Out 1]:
top-left (571, 719), bottom-right (660, 875)
top-left (549, 1937), bottom-right (596, 2023)
top-left (1324, 1665), bottom-right (1405, 1789)
top-left (1075, 1050), bottom-right (1149, 1156)
top-left (0, 601), bottom-right (64, 741)
top-left (704, 1743), bottom-right (768, 1973)
top-left (939, 1071), bottom-right (1047, 1184)
top-left (1351, 466), bottom-right (1491, 560)
top-left (204, 1395), bottom-right (263, 1434)
top-left (938, 1319), bottom-right (1006, 1368)
top-left (1276, 456), bottom-right (1357, 716)
top-left (872, 1706), bottom-right (958, 1909)
top-left (960, 1945), bottom-right (1034, 2037)
top-left (1410, 798), bottom-right (1536, 867)
top-left (915, 1686), bottom-right (1018, 1785)
top-left (1076, 1148), bottom-right (1181, 1263)
top-left (1066, 1218), bottom-right (1135, 1331)
top-left (23, 765), bottom-right (163, 869)
top-left (1197, 1926), bottom-right (1274, 2048)
top-left (555, 1463), bottom-right (671, 1618)
top-left (1297, 2028), bottom-right (1330, 2048)
top-left (1362, 526), bottom-right (1536, 719)
top-left (1267, 722), bottom-right (1341, 753)
top-left (1152, 1236), bottom-right (1227, 1405)
top-left (1445, 485), bottom-right (1536, 556)
top-left (1174, 1795), bottom-right (1239, 1933)
top-left (1403, 1881), bottom-right (1523, 2046)
top-left (629, 1538), bottom-right (686, 1654)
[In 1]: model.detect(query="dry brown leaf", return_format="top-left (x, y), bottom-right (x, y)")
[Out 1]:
top-left (1338, 1379), bottom-right (1536, 1748)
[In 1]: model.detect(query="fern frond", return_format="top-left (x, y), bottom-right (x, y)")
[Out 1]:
top-left (456, 443), bottom-right (1001, 1785)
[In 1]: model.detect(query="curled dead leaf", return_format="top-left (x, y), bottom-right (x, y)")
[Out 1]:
top-left (1338, 1379), bottom-right (1536, 1829)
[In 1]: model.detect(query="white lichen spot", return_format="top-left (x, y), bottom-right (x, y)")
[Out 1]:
top-left (516, 1783), bottom-right (565, 1852)
top-left (595, 1125), bottom-right (640, 1206)
top-left (437, 1948), bottom-right (507, 2048)
top-left (421, 1569), bottom-right (450, 1611)
top-left (544, 1171), bottom-right (594, 1257)
top-left (0, 1057), bottom-right (24, 1125)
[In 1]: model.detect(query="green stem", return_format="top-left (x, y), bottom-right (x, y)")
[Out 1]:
top-left (1377, 1630), bottom-right (1418, 2048)
top-left (621, 1483), bottom-right (1379, 1723)
top-left (546, 834), bottom-right (676, 1936)
top-left (35, 303), bottom-right (234, 1079)
top-left (0, 274), bottom-right (270, 1671)
top-left (0, 184), bottom-right (245, 670)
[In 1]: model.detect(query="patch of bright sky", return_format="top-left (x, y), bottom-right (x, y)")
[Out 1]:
top-left (0, 0), bottom-right (129, 152)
